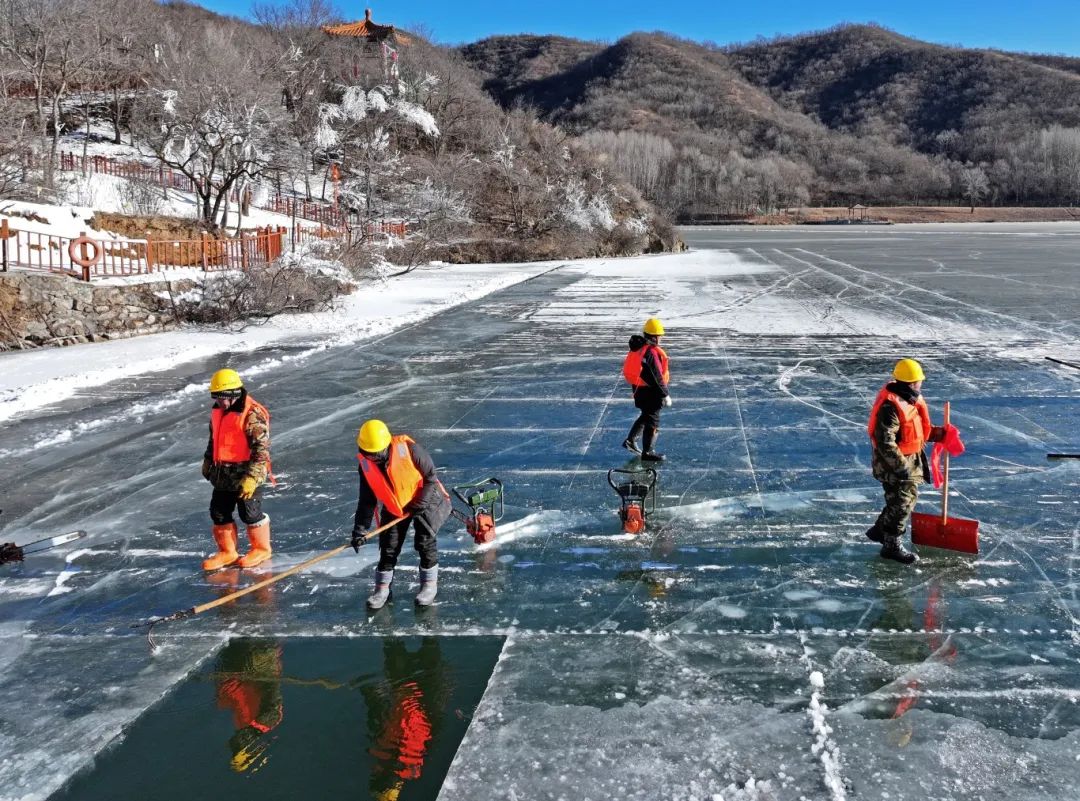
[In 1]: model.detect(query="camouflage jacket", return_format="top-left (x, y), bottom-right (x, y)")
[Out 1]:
top-left (204, 392), bottom-right (271, 492)
top-left (870, 388), bottom-right (942, 484)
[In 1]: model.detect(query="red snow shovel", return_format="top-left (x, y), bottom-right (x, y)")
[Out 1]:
top-left (911, 402), bottom-right (979, 554)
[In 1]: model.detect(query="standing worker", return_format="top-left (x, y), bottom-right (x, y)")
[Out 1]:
top-left (351, 420), bottom-right (451, 609)
top-left (866, 359), bottom-right (945, 565)
top-left (201, 369), bottom-right (274, 570)
top-left (622, 317), bottom-right (671, 462)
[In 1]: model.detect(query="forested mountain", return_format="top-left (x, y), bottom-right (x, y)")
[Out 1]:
top-left (462, 25), bottom-right (1080, 218)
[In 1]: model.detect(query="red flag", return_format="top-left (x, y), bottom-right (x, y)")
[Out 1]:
top-left (931, 424), bottom-right (965, 488)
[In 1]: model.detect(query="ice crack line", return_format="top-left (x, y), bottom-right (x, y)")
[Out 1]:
top-left (793, 247), bottom-right (1070, 341)
top-left (799, 631), bottom-right (848, 801)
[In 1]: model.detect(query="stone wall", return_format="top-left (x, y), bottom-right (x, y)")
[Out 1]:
top-left (0, 271), bottom-right (194, 349)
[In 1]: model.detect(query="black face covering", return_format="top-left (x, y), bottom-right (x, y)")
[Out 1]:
top-left (887, 381), bottom-right (920, 403)
top-left (212, 387), bottom-right (246, 411)
top-left (363, 447), bottom-right (390, 465)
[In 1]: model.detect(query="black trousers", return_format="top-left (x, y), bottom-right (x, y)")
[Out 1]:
top-left (210, 488), bottom-right (264, 526)
top-left (627, 387), bottom-right (663, 448)
top-left (377, 499), bottom-right (449, 571)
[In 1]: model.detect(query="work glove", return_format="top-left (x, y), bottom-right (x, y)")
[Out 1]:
top-left (0, 542), bottom-right (24, 565)
top-left (201, 457), bottom-right (212, 481)
top-left (238, 476), bottom-right (259, 500)
top-left (350, 531), bottom-right (367, 553)
top-left (663, 396), bottom-right (673, 408)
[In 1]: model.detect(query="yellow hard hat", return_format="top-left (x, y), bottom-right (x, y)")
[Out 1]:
top-left (375, 785), bottom-right (402, 801)
top-left (892, 359), bottom-right (925, 383)
top-left (229, 729), bottom-right (267, 773)
top-left (209, 368), bottom-right (243, 394)
top-left (643, 318), bottom-right (665, 336)
top-left (357, 419), bottom-right (392, 453)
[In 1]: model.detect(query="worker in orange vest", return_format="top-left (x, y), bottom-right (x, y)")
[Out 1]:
top-left (201, 369), bottom-right (273, 570)
top-left (351, 420), bottom-right (451, 609)
top-left (622, 317), bottom-right (671, 462)
top-left (363, 638), bottom-right (449, 801)
top-left (214, 639), bottom-right (284, 773)
top-left (866, 358), bottom-right (945, 564)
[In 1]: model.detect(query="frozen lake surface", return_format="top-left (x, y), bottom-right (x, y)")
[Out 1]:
top-left (1, 224), bottom-right (1079, 800)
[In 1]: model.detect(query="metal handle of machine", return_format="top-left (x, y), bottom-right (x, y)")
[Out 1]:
top-left (451, 477), bottom-right (505, 522)
top-left (607, 467), bottom-right (657, 491)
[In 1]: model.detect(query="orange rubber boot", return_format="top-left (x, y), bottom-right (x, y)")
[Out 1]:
top-left (237, 515), bottom-right (272, 568)
top-left (203, 523), bottom-right (239, 570)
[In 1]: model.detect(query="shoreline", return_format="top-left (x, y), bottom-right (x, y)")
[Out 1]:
top-left (686, 207), bottom-right (1080, 226)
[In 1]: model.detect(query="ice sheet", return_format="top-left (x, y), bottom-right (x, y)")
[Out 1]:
top-left (2, 225), bottom-right (1079, 800)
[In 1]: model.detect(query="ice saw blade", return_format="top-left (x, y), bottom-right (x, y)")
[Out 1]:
top-left (21, 530), bottom-right (88, 555)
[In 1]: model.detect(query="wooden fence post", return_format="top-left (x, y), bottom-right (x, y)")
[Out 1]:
top-left (146, 239), bottom-right (156, 272)
top-left (1, 219), bottom-right (8, 272)
top-left (241, 233), bottom-right (250, 271)
top-left (79, 231), bottom-right (91, 281)
top-left (201, 233), bottom-right (209, 272)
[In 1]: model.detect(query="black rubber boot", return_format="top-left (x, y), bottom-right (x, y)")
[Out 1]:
top-left (865, 524), bottom-right (884, 543)
top-left (880, 539), bottom-right (918, 565)
top-left (623, 420), bottom-right (644, 454)
top-left (622, 438), bottom-right (641, 454)
top-left (641, 426), bottom-right (664, 462)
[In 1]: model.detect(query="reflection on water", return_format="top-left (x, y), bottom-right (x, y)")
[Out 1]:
top-left (212, 639), bottom-right (285, 774)
top-left (364, 639), bottom-right (452, 800)
top-left (49, 636), bottom-right (503, 801)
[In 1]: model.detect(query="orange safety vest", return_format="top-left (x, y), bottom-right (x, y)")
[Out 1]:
top-left (867, 385), bottom-right (931, 455)
top-left (622, 344), bottom-right (670, 388)
top-left (358, 435), bottom-right (427, 517)
top-left (211, 396), bottom-right (271, 464)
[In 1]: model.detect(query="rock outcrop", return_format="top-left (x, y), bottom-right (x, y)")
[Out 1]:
top-left (0, 272), bottom-right (192, 349)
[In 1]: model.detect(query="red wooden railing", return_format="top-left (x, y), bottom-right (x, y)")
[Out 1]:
top-left (0, 219), bottom-right (286, 281)
top-left (59, 151), bottom-right (195, 192)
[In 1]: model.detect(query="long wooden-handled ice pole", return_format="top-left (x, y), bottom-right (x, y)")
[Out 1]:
top-left (134, 516), bottom-right (406, 648)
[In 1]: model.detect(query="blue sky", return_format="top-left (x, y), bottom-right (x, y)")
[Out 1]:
top-left (196, 1), bottom-right (1080, 55)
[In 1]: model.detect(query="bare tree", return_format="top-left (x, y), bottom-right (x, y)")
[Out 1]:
top-left (0, 0), bottom-right (99, 184)
top-left (134, 22), bottom-right (283, 227)
top-left (959, 165), bottom-right (989, 211)
top-left (255, 0), bottom-right (334, 199)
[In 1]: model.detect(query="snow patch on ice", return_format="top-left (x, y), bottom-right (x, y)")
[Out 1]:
top-left (45, 547), bottom-right (92, 596)
top-left (715, 603), bottom-right (749, 619)
top-left (669, 486), bottom-right (878, 524)
top-left (476, 510), bottom-right (592, 552)
top-left (713, 777), bottom-right (775, 801)
top-left (0, 260), bottom-right (554, 432)
top-left (800, 633), bottom-right (848, 801)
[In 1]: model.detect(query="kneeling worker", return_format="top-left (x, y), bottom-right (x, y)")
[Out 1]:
top-left (351, 420), bottom-right (450, 609)
top-left (202, 369), bottom-right (274, 570)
